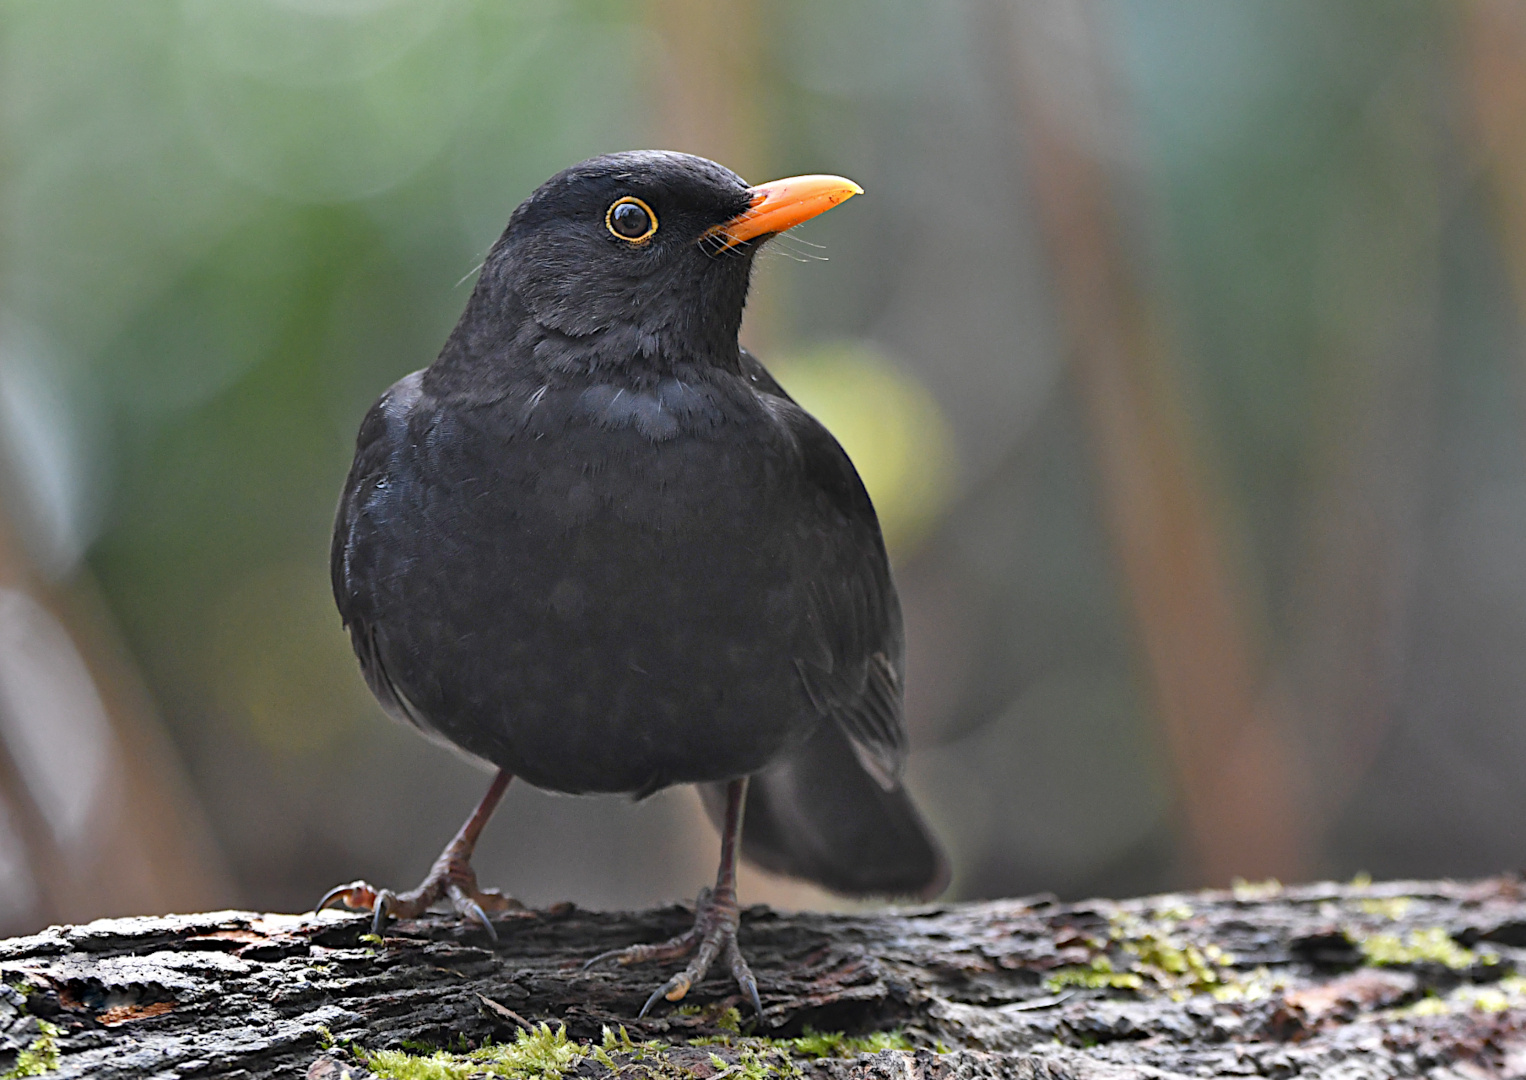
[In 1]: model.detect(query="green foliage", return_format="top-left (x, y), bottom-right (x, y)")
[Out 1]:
top-left (4, 1020), bottom-right (59, 1079)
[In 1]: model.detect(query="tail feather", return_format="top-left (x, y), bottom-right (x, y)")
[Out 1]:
top-left (701, 721), bottom-right (948, 900)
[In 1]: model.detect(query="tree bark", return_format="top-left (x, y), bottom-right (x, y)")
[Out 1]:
top-left (1, 877), bottom-right (1524, 1078)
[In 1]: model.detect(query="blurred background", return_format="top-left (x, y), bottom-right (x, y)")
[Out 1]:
top-left (3, 0), bottom-right (1526, 934)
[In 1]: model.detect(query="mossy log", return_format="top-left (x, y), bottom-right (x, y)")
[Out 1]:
top-left (2, 877), bottom-right (1526, 1078)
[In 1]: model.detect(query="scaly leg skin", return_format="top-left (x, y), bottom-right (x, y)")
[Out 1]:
top-left (316, 770), bottom-right (523, 942)
top-left (585, 777), bottom-right (761, 1019)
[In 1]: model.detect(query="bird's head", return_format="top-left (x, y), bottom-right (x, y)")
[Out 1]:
top-left (446, 151), bottom-right (861, 378)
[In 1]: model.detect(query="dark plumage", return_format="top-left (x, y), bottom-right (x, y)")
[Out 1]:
top-left (320, 150), bottom-right (947, 1016)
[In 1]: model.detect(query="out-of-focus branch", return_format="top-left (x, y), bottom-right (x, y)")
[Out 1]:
top-left (1464, 1), bottom-right (1526, 368)
top-left (50, 574), bottom-right (236, 921)
top-left (1269, 49), bottom-right (1443, 847)
top-left (995, 0), bottom-right (1307, 885)
top-left (0, 474), bottom-right (231, 931)
top-left (644, 0), bottom-right (778, 352)
top-left (644, 0), bottom-right (766, 180)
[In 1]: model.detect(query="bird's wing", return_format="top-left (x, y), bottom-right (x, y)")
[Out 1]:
top-left (778, 393), bottom-right (910, 790)
top-left (331, 372), bottom-right (423, 623)
top-left (331, 371), bottom-right (433, 731)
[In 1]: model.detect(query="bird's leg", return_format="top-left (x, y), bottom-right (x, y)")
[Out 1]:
top-left (585, 777), bottom-right (761, 1018)
top-left (316, 769), bottom-right (522, 941)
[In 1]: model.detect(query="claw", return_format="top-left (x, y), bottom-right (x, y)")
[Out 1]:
top-left (370, 889), bottom-right (395, 936)
top-left (316, 881), bottom-right (371, 914)
top-left (639, 976), bottom-right (683, 1018)
top-left (452, 888), bottom-right (498, 944)
top-left (583, 949), bottom-right (619, 971)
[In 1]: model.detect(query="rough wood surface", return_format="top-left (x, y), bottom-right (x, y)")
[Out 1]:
top-left (2, 877), bottom-right (1525, 1078)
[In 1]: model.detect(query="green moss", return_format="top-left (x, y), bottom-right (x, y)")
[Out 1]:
top-left (771, 1028), bottom-right (916, 1058)
top-left (1124, 932), bottom-right (1230, 987)
top-left (356, 1019), bottom-right (921, 1080)
top-left (705, 1047), bottom-right (797, 1080)
top-left (1470, 988), bottom-right (1511, 1013)
top-left (4, 1020), bottom-right (59, 1078)
top-left (690, 1023), bottom-right (922, 1062)
top-left (1045, 910), bottom-right (1234, 996)
top-left (1391, 977), bottom-right (1526, 1019)
top-left (1356, 897), bottom-right (1413, 920)
top-left (363, 1048), bottom-right (473, 1080)
top-left (1360, 927), bottom-right (1481, 969)
top-left (631, 1023), bottom-right (803, 1079)
top-left (1210, 965), bottom-right (1288, 1004)
top-left (1406, 995), bottom-right (1451, 1017)
top-left (674, 1003), bottom-right (743, 1033)
top-left (0, 982), bottom-right (60, 1079)
top-left (1045, 956), bottom-right (1145, 991)
top-left (1151, 903), bottom-right (1194, 923)
top-left (364, 1024), bottom-right (584, 1080)
top-left (1231, 878), bottom-right (1283, 901)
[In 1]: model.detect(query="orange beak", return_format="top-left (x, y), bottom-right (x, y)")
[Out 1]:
top-left (705, 174), bottom-right (863, 249)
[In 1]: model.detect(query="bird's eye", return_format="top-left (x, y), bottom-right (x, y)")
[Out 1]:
top-left (606, 197), bottom-right (657, 243)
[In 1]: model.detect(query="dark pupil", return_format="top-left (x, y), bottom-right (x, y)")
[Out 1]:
top-left (612, 201), bottom-right (650, 238)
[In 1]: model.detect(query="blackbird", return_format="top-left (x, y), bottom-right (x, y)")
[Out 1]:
top-left (318, 150), bottom-right (948, 1017)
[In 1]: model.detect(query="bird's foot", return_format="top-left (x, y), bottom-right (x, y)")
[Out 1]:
top-left (315, 853), bottom-right (522, 942)
top-left (584, 884), bottom-right (760, 1018)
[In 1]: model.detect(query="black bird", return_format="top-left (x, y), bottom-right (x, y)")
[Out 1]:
top-left (318, 151), bottom-right (947, 1016)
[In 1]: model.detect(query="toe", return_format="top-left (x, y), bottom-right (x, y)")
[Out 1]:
top-left (447, 884), bottom-right (498, 943)
top-left (315, 881), bottom-right (378, 914)
top-left (583, 927), bottom-right (703, 970)
top-left (726, 938), bottom-right (762, 1018)
top-left (472, 889), bottom-right (525, 915)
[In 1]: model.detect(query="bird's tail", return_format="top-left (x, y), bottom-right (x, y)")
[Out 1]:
top-left (700, 721), bottom-right (949, 900)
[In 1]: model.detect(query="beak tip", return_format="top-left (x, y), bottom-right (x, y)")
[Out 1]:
top-left (711, 173), bottom-right (864, 248)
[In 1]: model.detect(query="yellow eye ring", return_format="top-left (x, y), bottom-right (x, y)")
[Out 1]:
top-left (606, 196), bottom-right (658, 243)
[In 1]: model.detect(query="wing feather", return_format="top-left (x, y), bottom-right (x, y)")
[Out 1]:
top-left (758, 355), bottom-right (911, 789)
